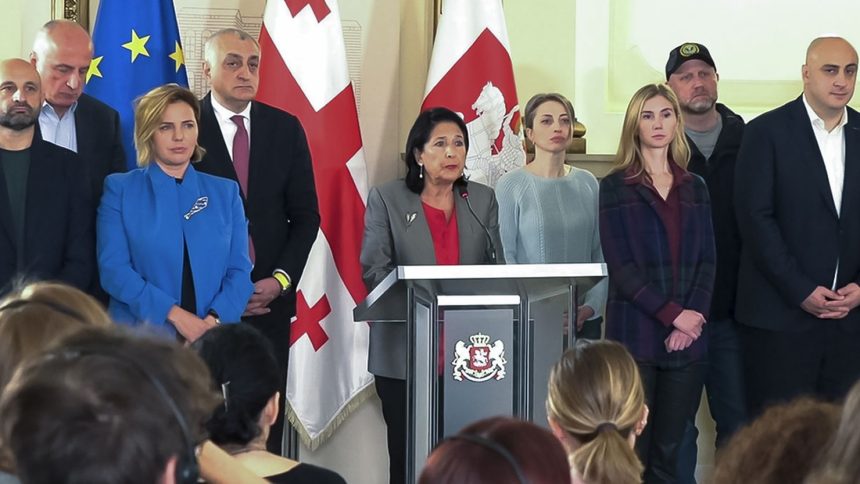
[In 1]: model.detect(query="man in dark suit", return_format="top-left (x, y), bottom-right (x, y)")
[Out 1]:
top-left (30, 20), bottom-right (125, 208)
top-left (195, 28), bottom-right (320, 455)
top-left (30, 20), bottom-right (125, 302)
top-left (735, 37), bottom-right (860, 418)
top-left (0, 59), bottom-right (93, 293)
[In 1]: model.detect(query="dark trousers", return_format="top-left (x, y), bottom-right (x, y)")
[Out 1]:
top-left (375, 376), bottom-right (406, 484)
top-left (677, 319), bottom-right (747, 484)
top-left (740, 323), bottom-right (860, 419)
top-left (245, 297), bottom-right (292, 456)
top-left (637, 360), bottom-right (707, 484)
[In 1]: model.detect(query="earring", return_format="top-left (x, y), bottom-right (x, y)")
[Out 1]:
top-left (418, 164), bottom-right (423, 179)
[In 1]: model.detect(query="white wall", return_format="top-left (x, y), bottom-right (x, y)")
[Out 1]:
top-left (571, 0), bottom-right (860, 154)
top-left (0, 0), bottom-right (51, 60)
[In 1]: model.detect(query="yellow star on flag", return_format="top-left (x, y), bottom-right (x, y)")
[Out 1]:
top-left (86, 56), bottom-right (104, 83)
top-left (168, 42), bottom-right (185, 72)
top-left (122, 29), bottom-right (151, 62)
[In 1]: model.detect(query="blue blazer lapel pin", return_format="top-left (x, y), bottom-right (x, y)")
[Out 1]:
top-left (184, 196), bottom-right (209, 220)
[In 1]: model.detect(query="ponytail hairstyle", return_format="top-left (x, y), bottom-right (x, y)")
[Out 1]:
top-left (191, 324), bottom-right (281, 447)
top-left (547, 340), bottom-right (645, 484)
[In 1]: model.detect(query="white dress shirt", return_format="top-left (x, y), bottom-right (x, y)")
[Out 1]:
top-left (802, 94), bottom-right (847, 288)
top-left (39, 101), bottom-right (78, 153)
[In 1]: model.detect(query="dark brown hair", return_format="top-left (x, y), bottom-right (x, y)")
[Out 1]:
top-left (0, 327), bottom-right (219, 484)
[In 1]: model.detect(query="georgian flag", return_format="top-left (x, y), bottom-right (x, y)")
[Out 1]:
top-left (421, 0), bottom-right (525, 188)
top-left (258, 0), bottom-right (373, 448)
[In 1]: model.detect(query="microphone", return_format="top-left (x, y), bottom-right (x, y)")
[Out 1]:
top-left (459, 185), bottom-right (498, 264)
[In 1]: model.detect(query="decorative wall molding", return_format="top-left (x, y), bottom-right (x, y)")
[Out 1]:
top-left (52, 0), bottom-right (89, 30)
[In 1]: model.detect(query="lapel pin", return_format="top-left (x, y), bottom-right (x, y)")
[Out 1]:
top-left (405, 212), bottom-right (417, 227)
top-left (184, 196), bottom-right (209, 220)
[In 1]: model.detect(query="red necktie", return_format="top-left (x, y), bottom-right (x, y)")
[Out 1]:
top-left (231, 115), bottom-right (250, 194)
top-left (231, 115), bottom-right (255, 263)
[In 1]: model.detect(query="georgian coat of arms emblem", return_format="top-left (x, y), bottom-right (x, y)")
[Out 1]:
top-left (452, 333), bottom-right (507, 382)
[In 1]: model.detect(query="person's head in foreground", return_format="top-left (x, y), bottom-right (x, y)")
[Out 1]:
top-left (546, 340), bottom-right (648, 484)
top-left (0, 327), bottom-right (219, 484)
top-left (805, 380), bottom-right (860, 484)
top-left (419, 416), bottom-right (571, 484)
top-left (711, 397), bottom-right (840, 484)
top-left (0, 281), bottom-right (112, 475)
top-left (193, 323), bottom-right (281, 452)
top-left (192, 323), bottom-right (345, 483)
top-left (0, 281), bottom-right (111, 394)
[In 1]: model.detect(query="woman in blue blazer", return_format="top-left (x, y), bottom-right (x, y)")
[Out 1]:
top-left (97, 84), bottom-right (253, 342)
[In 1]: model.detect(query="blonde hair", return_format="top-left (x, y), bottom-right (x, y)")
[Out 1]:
top-left (133, 83), bottom-right (205, 167)
top-left (0, 281), bottom-right (111, 392)
top-left (611, 83), bottom-right (690, 179)
top-left (0, 281), bottom-right (111, 472)
top-left (805, 381), bottom-right (860, 484)
top-left (547, 340), bottom-right (644, 484)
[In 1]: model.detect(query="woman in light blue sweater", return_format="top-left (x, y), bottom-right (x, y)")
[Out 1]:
top-left (496, 93), bottom-right (607, 339)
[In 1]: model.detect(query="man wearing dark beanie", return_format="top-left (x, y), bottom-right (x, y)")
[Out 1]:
top-left (666, 42), bottom-right (747, 484)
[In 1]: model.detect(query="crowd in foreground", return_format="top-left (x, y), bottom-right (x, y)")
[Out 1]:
top-left (1, 281), bottom-right (860, 484)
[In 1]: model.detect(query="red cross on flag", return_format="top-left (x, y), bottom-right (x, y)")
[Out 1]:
top-left (258, 0), bottom-right (373, 448)
top-left (422, 0), bottom-right (525, 188)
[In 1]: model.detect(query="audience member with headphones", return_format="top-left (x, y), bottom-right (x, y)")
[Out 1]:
top-left (0, 325), bottom-right (266, 484)
top-left (419, 416), bottom-right (571, 484)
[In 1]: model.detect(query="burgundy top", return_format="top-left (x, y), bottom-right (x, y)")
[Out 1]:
top-left (422, 202), bottom-right (460, 265)
top-left (645, 161), bottom-right (685, 325)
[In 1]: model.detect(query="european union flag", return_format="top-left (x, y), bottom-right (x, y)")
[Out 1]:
top-left (86, 0), bottom-right (188, 170)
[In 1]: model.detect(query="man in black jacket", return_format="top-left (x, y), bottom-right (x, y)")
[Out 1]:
top-left (666, 42), bottom-right (746, 484)
top-left (195, 28), bottom-right (320, 455)
top-left (0, 59), bottom-right (93, 293)
top-left (30, 20), bottom-right (125, 208)
top-left (735, 37), bottom-right (860, 417)
top-left (30, 20), bottom-right (125, 302)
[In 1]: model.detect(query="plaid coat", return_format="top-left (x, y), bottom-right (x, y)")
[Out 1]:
top-left (599, 166), bottom-right (716, 364)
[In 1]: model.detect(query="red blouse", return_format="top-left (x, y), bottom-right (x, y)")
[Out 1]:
top-left (643, 161), bottom-right (686, 325)
top-left (422, 202), bottom-right (460, 265)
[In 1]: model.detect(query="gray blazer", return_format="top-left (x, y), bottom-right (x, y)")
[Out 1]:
top-left (360, 179), bottom-right (504, 379)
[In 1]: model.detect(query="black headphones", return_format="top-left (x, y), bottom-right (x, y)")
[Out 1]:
top-left (42, 343), bottom-right (199, 484)
top-left (1, 298), bottom-right (199, 483)
top-left (443, 434), bottom-right (528, 484)
top-left (52, 347), bottom-right (198, 484)
top-left (0, 298), bottom-right (87, 323)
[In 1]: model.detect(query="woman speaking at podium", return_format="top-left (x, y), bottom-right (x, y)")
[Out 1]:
top-left (360, 107), bottom-right (504, 484)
